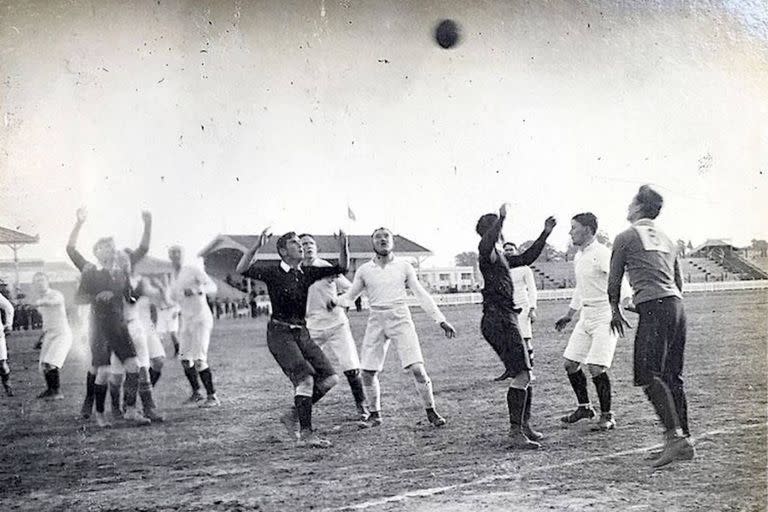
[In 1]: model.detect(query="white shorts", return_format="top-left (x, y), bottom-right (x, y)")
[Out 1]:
top-left (127, 320), bottom-right (150, 368)
top-left (146, 328), bottom-right (166, 360)
top-left (156, 307), bottom-right (179, 334)
top-left (518, 308), bottom-right (532, 339)
top-left (360, 306), bottom-right (423, 372)
top-left (179, 320), bottom-right (212, 362)
top-left (309, 322), bottom-right (360, 373)
top-left (39, 329), bottom-right (73, 369)
top-left (0, 331), bottom-right (7, 360)
top-left (563, 305), bottom-right (618, 368)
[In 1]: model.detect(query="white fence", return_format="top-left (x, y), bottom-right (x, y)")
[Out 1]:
top-left (402, 280), bottom-right (768, 308)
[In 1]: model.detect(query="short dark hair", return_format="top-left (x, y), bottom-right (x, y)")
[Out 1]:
top-left (572, 212), bottom-right (598, 235)
top-left (502, 242), bottom-right (517, 250)
top-left (371, 227), bottom-right (393, 238)
top-left (276, 232), bottom-right (297, 254)
top-left (475, 213), bottom-right (498, 236)
top-left (635, 185), bottom-right (664, 219)
top-left (298, 233), bottom-right (314, 241)
top-left (92, 237), bottom-right (114, 254)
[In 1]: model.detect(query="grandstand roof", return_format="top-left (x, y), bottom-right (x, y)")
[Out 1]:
top-left (132, 255), bottom-right (174, 275)
top-left (691, 239), bottom-right (739, 255)
top-left (199, 234), bottom-right (432, 261)
top-left (0, 226), bottom-right (38, 245)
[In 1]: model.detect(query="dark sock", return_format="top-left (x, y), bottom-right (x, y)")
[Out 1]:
top-left (592, 372), bottom-right (612, 413)
top-left (50, 368), bottom-right (60, 392)
top-left (344, 369), bottom-right (367, 405)
top-left (506, 387), bottom-right (527, 428)
top-left (198, 368), bottom-right (215, 396)
top-left (567, 370), bottom-right (590, 405)
top-left (83, 371), bottom-right (96, 408)
top-left (0, 367), bottom-right (10, 387)
top-left (44, 369), bottom-right (55, 391)
top-left (523, 386), bottom-right (533, 425)
top-left (149, 367), bottom-right (161, 387)
top-left (94, 384), bottom-right (108, 413)
top-left (295, 395), bottom-right (313, 431)
top-left (139, 380), bottom-right (156, 411)
top-left (124, 372), bottom-right (139, 407)
top-left (668, 383), bottom-right (690, 437)
top-left (311, 382), bottom-right (332, 404)
top-left (183, 363), bottom-right (201, 392)
top-left (109, 382), bottom-right (122, 412)
top-left (644, 379), bottom-right (681, 433)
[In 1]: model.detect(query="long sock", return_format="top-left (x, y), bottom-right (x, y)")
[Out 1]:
top-left (124, 372), bottom-right (139, 407)
top-left (0, 366), bottom-right (10, 390)
top-left (109, 382), bottom-right (122, 412)
top-left (364, 375), bottom-right (381, 412)
top-left (139, 380), bottom-right (156, 411)
top-left (94, 384), bottom-right (108, 413)
top-left (149, 367), bottom-right (161, 387)
top-left (567, 370), bottom-right (590, 406)
top-left (344, 369), bottom-right (367, 405)
top-left (295, 395), bottom-right (313, 432)
top-left (592, 372), bottom-right (612, 413)
top-left (84, 371), bottom-right (96, 407)
top-left (668, 383), bottom-right (690, 437)
top-left (44, 369), bottom-right (56, 391)
top-left (523, 386), bottom-right (533, 425)
top-left (50, 368), bottom-right (60, 392)
top-left (413, 377), bottom-right (436, 409)
top-left (507, 387), bottom-right (527, 428)
top-left (183, 363), bottom-right (201, 393)
top-left (644, 378), bottom-right (681, 434)
top-left (198, 368), bottom-right (215, 396)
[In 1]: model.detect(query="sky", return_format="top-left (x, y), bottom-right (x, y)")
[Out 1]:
top-left (1, 0), bottom-right (766, 267)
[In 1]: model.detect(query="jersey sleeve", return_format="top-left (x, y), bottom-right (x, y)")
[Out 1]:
top-left (405, 263), bottom-right (446, 324)
top-left (524, 267), bottom-right (537, 307)
top-left (608, 231), bottom-right (631, 306)
top-left (66, 246), bottom-right (89, 272)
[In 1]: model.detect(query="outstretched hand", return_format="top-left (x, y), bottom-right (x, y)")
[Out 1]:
top-left (544, 216), bottom-right (557, 234)
top-left (610, 309), bottom-right (632, 337)
top-left (257, 227), bottom-right (272, 248)
top-left (554, 316), bottom-right (571, 332)
top-left (440, 321), bottom-right (456, 339)
top-left (499, 203), bottom-right (511, 219)
top-left (141, 210), bottom-right (152, 223)
top-left (76, 207), bottom-right (87, 223)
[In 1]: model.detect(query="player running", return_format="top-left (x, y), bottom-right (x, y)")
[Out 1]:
top-left (168, 245), bottom-right (220, 407)
top-left (237, 228), bottom-right (349, 448)
top-left (32, 272), bottom-right (73, 400)
top-left (0, 291), bottom-right (14, 396)
top-left (476, 204), bottom-right (556, 449)
top-left (67, 208), bottom-right (153, 427)
top-left (329, 227), bottom-right (456, 429)
top-left (609, 185), bottom-right (694, 468)
top-left (555, 213), bottom-right (628, 431)
top-left (300, 233), bottom-right (369, 421)
top-left (495, 242), bottom-right (538, 381)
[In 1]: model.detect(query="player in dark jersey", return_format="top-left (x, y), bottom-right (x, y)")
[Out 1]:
top-left (476, 203), bottom-right (556, 449)
top-left (236, 228), bottom-right (349, 448)
top-left (609, 185), bottom-right (694, 468)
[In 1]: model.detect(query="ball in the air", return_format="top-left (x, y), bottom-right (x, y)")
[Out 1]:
top-left (434, 19), bottom-right (461, 49)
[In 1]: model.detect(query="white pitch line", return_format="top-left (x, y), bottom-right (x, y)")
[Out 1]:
top-left (325, 422), bottom-right (767, 512)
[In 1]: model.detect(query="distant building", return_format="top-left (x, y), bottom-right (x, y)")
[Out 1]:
top-left (417, 266), bottom-right (477, 293)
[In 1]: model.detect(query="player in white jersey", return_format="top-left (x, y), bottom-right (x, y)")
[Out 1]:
top-left (555, 213), bottom-right (630, 431)
top-left (0, 291), bottom-right (14, 396)
top-left (168, 245), bottom-right (220, 407)
top-left (299, 234), bottom-right (369, 421)
top-left (155, 275), bottom-right (181, 358)
top-left (31, 272), bottom-right (73, 400)
top-left (495, 242), bottom-right (538, 381)
top-left (108, 250), bottom-right (166, 423)
top-left (330, 228), bottom-right (456, 428)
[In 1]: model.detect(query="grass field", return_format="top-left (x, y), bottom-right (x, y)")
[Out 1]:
top-left (1, 290), bottom-right (766, 511)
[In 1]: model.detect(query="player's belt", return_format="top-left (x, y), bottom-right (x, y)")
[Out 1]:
top-left (270, 318), bottom-right (305, 330)
top-left (369, 304), bottom-right (407, 311)
top-left (582, 301), bottom-right (610, 308)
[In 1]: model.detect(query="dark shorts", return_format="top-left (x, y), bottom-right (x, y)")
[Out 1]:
top-left (267, 321), bottom-right (336, 386)
top-left (90, 312), bottom-right (137, 367)
top-left (481, 311), bottom-right (531, 377)
top-left (633, 296), bottom-right (686, 387)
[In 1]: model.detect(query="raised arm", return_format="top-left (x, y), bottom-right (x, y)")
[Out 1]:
top-left (0, 293), bottom-right (14, 330)
top-left (129, 211), bottom-right (152, 266)
top-left (505, 216), bottom-right (557, 268)
top-left (236, 227), bottom-right (271, 276)
top-left (338, 230), bottom-right (349, 274)
top-left (478, 206), bottom-right (507, 263)
top-left (66, 208), bottom-right (89, 271)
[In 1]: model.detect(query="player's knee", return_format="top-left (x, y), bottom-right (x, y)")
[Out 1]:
top-left (362, 370), bottom-right (377, 385)
top-left (295, 376), bottom-right (314, 397)
top-left (150, 357), bottom-right (164, 372)
top-left (194, 359), bottom-right (208, 372)
top-left (319, 374), bottom-right (339, 391)
top-left (509, 371), bottom-right (531, 389)
top-left (587, 364), bottom-right (607, 378)
top-left (123, 358), bottom-right (139, 373)
top-left (564, 359), bottom-right (581, 374)
top-left (109, 372), bottom-right (124, 386)
top-left (95, 366), bottom-right (111, 384)
top-left (407, 363), bottom-right (428, 383)
top-left (343, 369), bottom-right (360, 379)
top-left (181, 359), bottom-right (193, 370)
top-left (0, 360), bottom-right (9, 373)
top-left (41, 363), bottom-right (53, 372)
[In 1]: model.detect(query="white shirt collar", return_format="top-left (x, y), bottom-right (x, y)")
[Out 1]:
top-left (632, 218), bottom-right (655, 227)
top-left (279, 261), bottom-right (303, 273)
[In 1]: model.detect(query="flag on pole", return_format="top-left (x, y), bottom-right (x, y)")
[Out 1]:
top-left (347, 205), bottom-right (357, 221)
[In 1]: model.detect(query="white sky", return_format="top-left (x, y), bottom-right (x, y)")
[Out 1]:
top-left (1, 0), bottom-right (766, 267)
